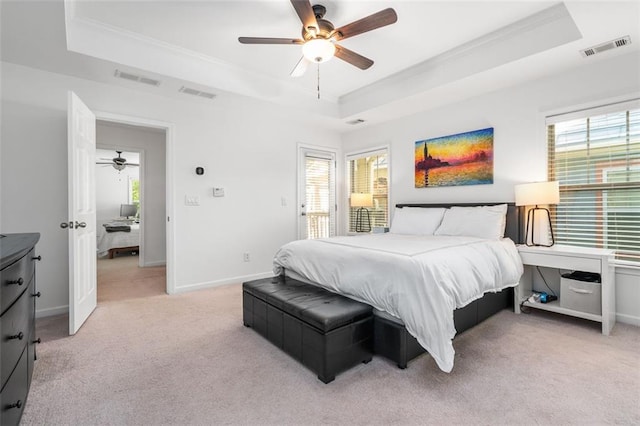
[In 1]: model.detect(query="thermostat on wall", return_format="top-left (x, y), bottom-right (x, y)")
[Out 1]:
top-left (213, 187), bottom-right (225, 197)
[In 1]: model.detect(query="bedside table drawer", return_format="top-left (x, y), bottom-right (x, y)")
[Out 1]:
top-left (519, 251), bottom-right (601, 273)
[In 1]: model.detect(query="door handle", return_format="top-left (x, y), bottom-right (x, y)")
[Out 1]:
top-left (60, 221), bottom-right (72, 229)
top-left (75, 221), bottom-right (87, 229)
top-left (301, 212), bottom-right (306, 216)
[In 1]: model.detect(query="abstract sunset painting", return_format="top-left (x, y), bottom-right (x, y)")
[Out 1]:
top-left (415, 127), bottom-right (494, 188)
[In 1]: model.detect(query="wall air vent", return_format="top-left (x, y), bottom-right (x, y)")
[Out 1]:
top-left (346, 119), bottom-right (366, 125)
top-left (114, 70), bottom-right (161, 86)
top-left (179, 86), bottom-right (216, 100)
top-left (580, 36), bottom-right (631, 58)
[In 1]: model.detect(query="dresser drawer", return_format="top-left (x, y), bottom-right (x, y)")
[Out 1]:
top-left (0, 248), bottom-right (35, 315)
top-left (0, 347), bottom-right (28, 426)
top-left (1, 279), bottom-right (32, 387)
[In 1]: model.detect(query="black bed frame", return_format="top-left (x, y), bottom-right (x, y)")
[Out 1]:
top-left (374, 202), bottom-right (524, 368)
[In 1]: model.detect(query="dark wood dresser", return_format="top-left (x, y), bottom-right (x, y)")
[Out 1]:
top-left (0, 233), bottom-right (40, 425)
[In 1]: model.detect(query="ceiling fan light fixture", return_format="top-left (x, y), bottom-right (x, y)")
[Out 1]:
top-left (302, 38), bottom-right (335, 63)
top-left (112, 163), bottom-right (126, 171)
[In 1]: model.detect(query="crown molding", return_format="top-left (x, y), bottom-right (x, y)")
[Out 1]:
top-left (339, 3), bottom-right (582, 118)
top-left (63, 0), bottom-right (340, 116)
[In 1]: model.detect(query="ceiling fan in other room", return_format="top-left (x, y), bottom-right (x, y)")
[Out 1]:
top-left (96, 151), bottom-right (139, 172)
top-left (239, 0), bottom-right (397, 78)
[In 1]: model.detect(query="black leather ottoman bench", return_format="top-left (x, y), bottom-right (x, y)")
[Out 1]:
top-left (242, 276), bottom-right (373, 384)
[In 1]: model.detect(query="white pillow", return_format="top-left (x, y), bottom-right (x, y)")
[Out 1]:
top-left (434, 204), bottom-right (508, 240)
top-left (389, 207), bottom-right (446, 236)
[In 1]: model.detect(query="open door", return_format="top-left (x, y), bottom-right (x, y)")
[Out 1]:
top-left (66, 91), bottom-right (97, 335)
top-left (298, 147), bottom-right (336, 240)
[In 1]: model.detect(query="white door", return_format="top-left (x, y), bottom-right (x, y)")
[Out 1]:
top-left (67, 92), bottom-right (97, 335)
top-left (298, 147), bottom-right (336, 240)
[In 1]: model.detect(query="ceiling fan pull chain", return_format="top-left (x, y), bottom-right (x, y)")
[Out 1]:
top-left (317, 62), bottom-right (320, 100)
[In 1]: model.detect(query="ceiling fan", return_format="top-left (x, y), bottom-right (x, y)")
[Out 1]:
top-left (238, 0), bottom-right (397, 77)
top-left (96, 151), bottom-right (139, 171)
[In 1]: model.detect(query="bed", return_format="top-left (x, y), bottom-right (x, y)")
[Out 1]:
top-left (97, 223), bottom-right (140, 258)
top-left (273, 202), bottom-right (524, 372)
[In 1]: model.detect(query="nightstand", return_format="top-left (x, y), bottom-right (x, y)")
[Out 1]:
top-left (514, 244), bottom-right (616, 335)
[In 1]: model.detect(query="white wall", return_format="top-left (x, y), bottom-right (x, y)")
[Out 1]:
top-left (96, 123), bottom-right (167, 267)
top-left (2, 52), bottom-right (637, 325)
top-left (341, 51), bottom-right (640, 326)
top-left (0, 62), bottom-right (341, 316)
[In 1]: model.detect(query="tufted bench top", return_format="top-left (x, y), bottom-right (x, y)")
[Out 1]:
top-left (243, 277), bottom-right (372, 333)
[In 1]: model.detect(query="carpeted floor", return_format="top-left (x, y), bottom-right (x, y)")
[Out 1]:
top-left (97, 255), bottom-right (166, 303)
top-left (22, 259), bottom-right (640, 425)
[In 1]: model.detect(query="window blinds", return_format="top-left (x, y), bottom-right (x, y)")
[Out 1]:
top-left (304, 154), bottom-right (335, 239)
top-left (347, 149), bottom-right (389, 233)
top-left (547, 101), bottom-right (640, 261)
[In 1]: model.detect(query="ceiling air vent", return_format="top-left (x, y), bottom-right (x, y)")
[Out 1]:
top-left (179, 86), bottom-right (216, 100)
top-left (114, 70), bottom-right (161, 86)
top-left (346, 118), bottom-right (366, 125)
top-left (580, 36), bottom-right (631, 58)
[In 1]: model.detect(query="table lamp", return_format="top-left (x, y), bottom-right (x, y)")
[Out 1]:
top-left (515, 181), bottom-right (560, 247)
top-left (351, 193), bottom-right (373, 232)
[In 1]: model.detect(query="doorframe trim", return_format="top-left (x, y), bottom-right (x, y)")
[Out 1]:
top-left (296, 143), bottom-right (338, 240)
top-left (94, 111), bottom-right (176, 294)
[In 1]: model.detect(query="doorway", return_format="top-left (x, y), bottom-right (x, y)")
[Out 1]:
top-left (298, 145), bottom-right (337, 240)
top-left (67, 92), bottom-right (175, 334)
top-left (95, 121), bottom-right (167, 302)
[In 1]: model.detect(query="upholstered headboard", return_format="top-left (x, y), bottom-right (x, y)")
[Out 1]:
top-left (395, 202), bottom-right (523, 244)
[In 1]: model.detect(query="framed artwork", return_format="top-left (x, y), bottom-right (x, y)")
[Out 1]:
top-left (415, 127), bottom-right (494, 188)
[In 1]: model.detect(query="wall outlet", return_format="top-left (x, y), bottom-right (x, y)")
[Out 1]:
top-left (213, 187), bottom-right (225, 197)
top-left (243, 252), bottom-right (250, 262)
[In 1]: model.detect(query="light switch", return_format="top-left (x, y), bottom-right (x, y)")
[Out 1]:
top-left (213, 187), bottom-right (225, 197)
top-left (185, 195), bottom-right (200, 206)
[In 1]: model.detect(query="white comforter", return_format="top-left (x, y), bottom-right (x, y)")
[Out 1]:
top-left (273, 234), bottom-right (523, 373)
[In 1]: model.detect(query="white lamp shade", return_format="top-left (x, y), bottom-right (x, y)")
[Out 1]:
top-left (350, 193), bottom-right (373, 208)
top-left (515, 181), bottom-right (560, 206)
top-left (302, 39), bottom-right (335, 63)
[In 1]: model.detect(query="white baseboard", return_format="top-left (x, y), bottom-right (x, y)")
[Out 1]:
top-left (36, 305), bottom-right (68, 319)
top-left (616, 313), bottom-right (640, 327)
top-left (142, 260), bottom-right (166, 267)
top-left (171, 271), bottom-right (273, 294)
top-left (35, 286), bottom-right (639, 328)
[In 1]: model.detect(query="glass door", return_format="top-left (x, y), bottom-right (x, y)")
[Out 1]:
top-left (298, 147), bottom-right (336, 239)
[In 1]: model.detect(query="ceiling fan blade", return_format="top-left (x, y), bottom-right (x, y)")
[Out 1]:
top-left (334, 45), bottom-right (374, 70)
top-left (290, 57), bottom-right (311, 77)
top-left (96, 162), bottom-right (113, 165)
top-left (290, 0), bottom-right (318, 33)
top-left (238, 37), bottom-right (303, 45)
top-left (125, 163), bottom-right (140, 167)
top-left (332, 8), bottom-right (397, 41)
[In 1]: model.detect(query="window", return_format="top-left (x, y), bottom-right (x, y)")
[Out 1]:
top-left (547, 100), bottom-right (640, 261)
top-left (129, 177), bottom-right (140, 207)
top-left (347, 148), bottom-right (389, 233)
